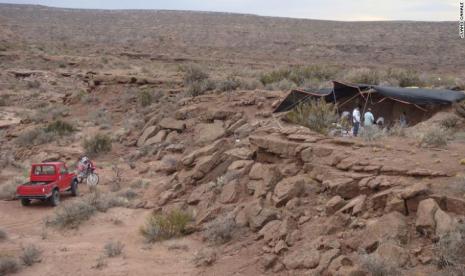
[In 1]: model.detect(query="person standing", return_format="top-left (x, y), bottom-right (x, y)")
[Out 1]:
top-left (399, 112), bottom-right (407, 127)
top-left (352, 106), bottom-right (361, 136)
top-left (364, 108), bottom-right (375, 127)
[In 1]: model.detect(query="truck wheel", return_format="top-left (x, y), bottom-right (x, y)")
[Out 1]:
top-left (21, 198), bottom-right (31, 206)
top-left (71, 180), bottom-right (78, 197)
top-left (50, 189), bottom-right (60, 206)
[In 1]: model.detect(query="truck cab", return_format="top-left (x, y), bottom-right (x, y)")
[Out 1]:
top-left (16, 162), bottom-right (78, 206)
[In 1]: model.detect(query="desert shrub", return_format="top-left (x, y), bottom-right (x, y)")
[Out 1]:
top-left (138, 90), bottom-right (153, 107)
top-left (260, 68), bottom-right (290, 86)
top-left (166, 241), bottom-right (189, 251)
top-left (89, 109), bottom-right (112, 128)
top-left (192, 248), bottom-right (217, 267)
top-left (47, 200), bottom-right (96, 229)
top-left (0, 179), bottom-right (23, 200)
top-left (140, 210), bottom-right (192, 243)
top-left (203, 215), bottom-right (236, 244)
top-left (434, 223), bottom-right (465, 273)
top-left (20, 244), bottom-right (42, 266)
top-left (344, 68), bottom-right (381, 85)
top-left (260, 65), bottom-right (338, 87)
top-left (44, 120), bottom-right (75, 136)
top-left (0, 257), bottom-right (19, 275)
top-left (26, 80), bottom-right (41, 89)
top-left (217, 76), bottom-right (240, 92)
top-left (286, 99), bottom-right (338, 134)
top-left (187, 79), bottom-right (216, 97)
top-left (118, 188), bottom-right (138, 200)
top-left (85, 190), bottom-right (128, 212)
top-left (104, 240), bottom-right (124, 257)
top-left (183, 64), bottom-right (209, 85)
top-left (420, 127), bottom-right (448, 147)
top-left (16, 128), bottom-right (55, 146)
top-left (240, 79), bottom-right (261, 90)
top-left (388, 123), bottom-right (407, 137)
top-left (440, 115), bottom-right (460, 129)
top-left (92, 256), bottom-right (107, 270)
top-left (360, 125), bottom-right (386, 142)
top-left (83, 133), bottom-right (112, 157)
top-left (265, 79), bottom-right (297, 91)
top-left (386, 68), bottom-right (423, 87)
top-left (0, 229), bottom-right (6, 241)
top-left (360, 253), bottom-right (400, 276)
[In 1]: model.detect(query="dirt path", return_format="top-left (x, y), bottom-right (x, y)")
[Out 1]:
top-left (0, 200), bottom-right (202, 276)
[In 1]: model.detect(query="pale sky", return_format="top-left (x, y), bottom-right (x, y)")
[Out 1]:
top-left (0, 0), bottom-right (459, 21)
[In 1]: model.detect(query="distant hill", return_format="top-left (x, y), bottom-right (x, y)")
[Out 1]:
top-left (0, 4), bottom-right (463, 72)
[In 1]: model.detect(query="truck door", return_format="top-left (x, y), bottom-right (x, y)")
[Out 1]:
top-left (59, 165), bottom-right (69, 191)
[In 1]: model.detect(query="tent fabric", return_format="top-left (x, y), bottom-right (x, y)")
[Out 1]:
top-left (273, 81), bottom-right (465, 113)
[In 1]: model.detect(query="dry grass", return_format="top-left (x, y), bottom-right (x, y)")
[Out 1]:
top-left (83, 133), bottom-right (112, 157)
top-left (0, 178), bottom-right (23, 200)
top-left (419, 127), bottom-right (448, 148)
top-left (140, 210), bottom-right (192, 243)
top-left (104, 240), bottom-right (124, 257)
top-left (344, 68), bottom-right (380, 85)
top-left (44, 120), bottom-right (75, 136)
top-left (360, 125), bottom-right (386, 142)
top-left (20, 244), bottom-right (42, 266)
top-left (360, 253), bottom-right (400, 276)
top-left (286, 99), bottom-right (337, 134)
top-left (203, 215), bottom-right (236, 244)
top-left (434, 223), bottom-right (465, 274)
top-left (192, 248), bottom-right (217, 267)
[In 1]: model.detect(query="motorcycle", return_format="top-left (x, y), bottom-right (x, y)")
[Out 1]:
top-left (77, 161), bottom-right (99, 187)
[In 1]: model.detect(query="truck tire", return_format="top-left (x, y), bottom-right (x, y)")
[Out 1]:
top-left (21, 198), bottom-right (31, 206)
top-left (50, 189), bottom-right (60, 206)
top-left (71, 180), bottom-right (78, 197)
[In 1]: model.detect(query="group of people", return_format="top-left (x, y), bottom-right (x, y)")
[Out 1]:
top-left (345, 106), bottom-right (407, 137)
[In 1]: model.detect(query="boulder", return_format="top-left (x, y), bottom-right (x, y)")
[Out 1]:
top-left (272, 175), bottom-right (305, 207)
top-left (159, 118), bottom-right (186, 132)
top-left (187, 184), bottom-right (209, 205)
top-left (192, 152), bottom-right (224, 180)
top-left (415, 199), bottom-right (439, 237)
top-left (434, 208), bottom-right (455, 237)
top-left (249, 163), bottom-right (282, 198)
top-left (373, 242), bottom-right (409, 268)
top-left (283, 247), bottom-right (320, 269)
top-left (249, 135), bottom-right (308, 158)
top-left (315, 248), bottom-right (341, 274)
top-left (300, 147), bottom-right (313, 162)
top-left (338, 195), bottom-right (366, 216)
top-left (361, 212), bottom-right (408, 253)
top-left (194, 122), bottom-right (226, 145)
top-left (219, 180), bottom-right (239, 204)
top-left (323, 178), bottom-right (359, 199)
top-left (144, 130), bottom-right (168, 146)
top-left (181, 140), bottom-right (223, 166)
top-left (313, 146), bottom-right (334, 157)
top-left (326, 195), bottom-right (346, 215)
top-left (259, 220), bottom-right (281, 243)
top-left (245, 201), bottom-right (278, 232)
top-left (225, 147), bottom-right (253, 160)
top-left (137, 125), bottom-right (159, 147)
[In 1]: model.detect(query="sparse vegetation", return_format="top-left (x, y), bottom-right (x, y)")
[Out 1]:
top-left (44, 120), bottom-right (75, 136)
top-left (217, 75), bottom-right (240, 92)
top-left (203, 215), bottom-right (236, 244)
top-left (386, 68), bottom-right (423, 87)
top-left (192, 248), bottom-right (217, 267)
top-left (183, 64), bottom-right (209, 85)
top-left (440, 115), bottom-right (460, 129)
top-left (140, 210), bottom-right (192, 243)
top-left (83, 133), bottom-right (112, 157)
top-left (434, 223), bottom-right (465, 274)
top-left (20, 244), bottom-right (42, 266)
top-left (16, 127), bottom-right (55, 146)
top-left (260, 65), bottom-right (338, 88)
top-left (104, 240), bottom-right (124, 257)
top-left (138, 89), bottom-right (153, 107)
top-left (286, 99), bottom-right (338, 134)
top-left (344, 68), bottom-right (380, 85)
top-left (420, 127), bottom-right (448, 147)
top-left (360, 125), bottom-right (386, 142)
top-left (388, 123), bottom-right (407, 137)
top-left (360, 253), bottom-right (400, 276)
top-left (0, 178), bottom-right (23, 200)
top-left (92, 256), bottom-right (107, 270)
top-left (0, 257), bottom-right (20, 275)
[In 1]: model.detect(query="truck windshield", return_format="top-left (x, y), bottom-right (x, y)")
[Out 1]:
top-left (33, 165), bottom-right (56, 175)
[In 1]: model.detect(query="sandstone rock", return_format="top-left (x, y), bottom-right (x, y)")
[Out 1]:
top-left (219, 180), bottom-right (239, 204)
top-left (280, 163), bottom-right (301, 177)
top-left (279, 217), bottom-right (298, 240)
top-left (158, 190), bottom-right (175, 206)
top-left (250, 135), bottom-right (308, 158)
top-left (300, 147), bottom-right (313, 162)
top-left (165, 143), bottom-right (185, 153)
top-left (323, 178), bottom-right (359, 199)
top-left (226, 118), bottom-right (247, 134)
top-left (259, 220), bottom-right (281, 243)
top-left (137, 125), bottom-right (159, 147)
top-left (373, 242), bottom-right (409, 268)
top-left (181, 140), bottom-right (223, 166)
top-left (283, 247), bottom-right (320, 269)
top-left (272, 175), bottom-right (305, 207)
top-left (434, 208), bottom-right (455, 237)
top-left (249, 163), bottom-right (282, 198)
top-left (159, 118), bottom-right (186, 132)
top-left (188, 184), bottom-right (209, 205)
top-left (326, 195), bottom-right (346, 215)
top-left (144, 130), bottom-right (167, 146)
top-left (234, 123), bottom-right (255, 138)
top-left (444, 196), bottom-right (465, 216)
top-left (194, 122), bottom-right (226, 145)
top-left (416, 198), bottom-right (439, 237)
top-left (338, 195), bottom-right (366, 216)
top-left (361, 212), bottom-right (408, 253)
top-left (315, 248), bottom-right (341, 274)
top-left (225, 147), bottom-right (253, 160)
top-left (262, 254), bottom-right (278, 270)
top-left (313, 146), bottom-right (334, 157)
top-left (192, 152), bottom-right (223, 180)
top-left (245, 202), bottom-right (278, 232)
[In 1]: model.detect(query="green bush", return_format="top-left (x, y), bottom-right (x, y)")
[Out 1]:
top-left (20, 244), bottom-right (42, 266)
top-left (0, 257), bottom-right (19, 275)
top-left (140, 210), bottom-right (192, 243)
top-left (83, 133), bottom-right (112, 157)
top-left (138, 90), bottom-right (153, 107)
top-left (286, 99), bottom-right (338, 134)
top-left (44, 120), bottom-right (75, 136)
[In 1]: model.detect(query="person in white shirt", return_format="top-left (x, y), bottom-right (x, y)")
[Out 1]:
top-left (364, 108), bottom-right (375, 127)
top-left (352, 106), bottom-right (361, 136)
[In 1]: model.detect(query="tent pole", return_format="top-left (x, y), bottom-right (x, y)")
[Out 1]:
top-left (332, 87), bottom-right (339, 114)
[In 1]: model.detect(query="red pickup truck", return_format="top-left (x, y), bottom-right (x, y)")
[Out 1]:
top-left (16, 162), bottom-right (79, 206)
